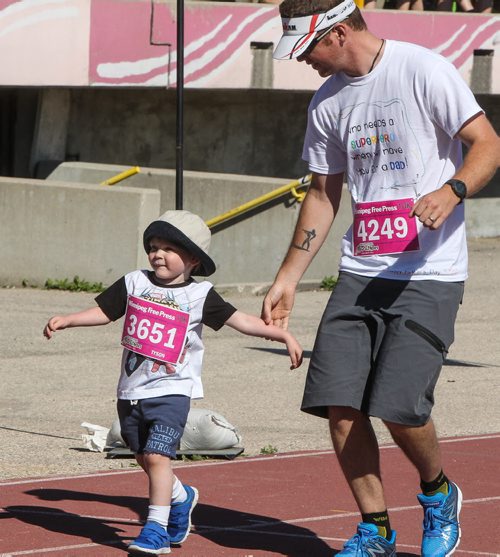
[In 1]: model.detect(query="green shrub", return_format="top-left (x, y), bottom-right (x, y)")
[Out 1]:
top-left (260, 444), bottom-right (278, 455)
top-left (320, 276), bottom-right (337, 291)
top-left (44, 276), bottom-right (105, 293)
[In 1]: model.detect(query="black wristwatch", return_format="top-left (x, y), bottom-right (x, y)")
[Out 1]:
top-left (446, 179), bottom-right (467, 204)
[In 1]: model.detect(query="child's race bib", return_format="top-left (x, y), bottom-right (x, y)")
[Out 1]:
top-left (121, 295), bottom-right (190, 364)
top-left (352, 197), bottom-right (420, 257)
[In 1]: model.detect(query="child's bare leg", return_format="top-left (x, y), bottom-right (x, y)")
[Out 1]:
top-left (135, 452), bottom-right (146, 471)
top-left (137, 453), bottom-right (186, 504)
top-left (142, 452), bottom-right (173, 506)
top-left (128, 452), bottom-right (172, 552)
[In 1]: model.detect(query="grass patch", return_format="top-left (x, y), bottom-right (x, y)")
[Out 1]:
top-left (320, 275), bottom-right (337, 291)
top-left (320, 276), bottom-right (337, 290)
top-left (259, 444), bottom-right (278, 455)
top-left (44, 276), bottom-right (105, 293)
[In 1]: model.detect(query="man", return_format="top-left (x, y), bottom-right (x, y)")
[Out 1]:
top-left (263, 0), bottom-right (500, 555)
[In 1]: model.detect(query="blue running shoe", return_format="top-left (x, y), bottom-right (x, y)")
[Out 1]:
top-left (129, 521), bottom-right (170, 555)
top-left (168, 484), bottom-right (199, 544)
top-left (336, 523), bottom-right (397, 556)
top-left (417, 481), bottom-right (462, 556)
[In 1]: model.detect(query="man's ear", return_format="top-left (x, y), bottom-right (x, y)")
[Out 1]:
top-left (324, 26), bottom-right (341, 47)
top-left (333, 23), bottom-right (347, 42)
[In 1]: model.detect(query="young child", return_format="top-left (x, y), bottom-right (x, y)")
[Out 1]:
top-left (43, 210), bottom-right (302, 555)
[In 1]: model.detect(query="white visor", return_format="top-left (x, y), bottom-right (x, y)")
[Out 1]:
top-left (273, 0), bottom-right (356, 60)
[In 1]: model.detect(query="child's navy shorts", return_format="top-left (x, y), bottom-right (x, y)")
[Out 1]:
top-left (117, 394), bottom-right (190, 458)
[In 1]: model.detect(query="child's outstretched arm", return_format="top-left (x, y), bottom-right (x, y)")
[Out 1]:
top-left (224, 310), bottom-right (303, 370)
top-left (44, 306), bottom-right (111, 339)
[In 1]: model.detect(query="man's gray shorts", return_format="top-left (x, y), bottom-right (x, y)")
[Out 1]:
top-left (301, 271), bottom-right (464, 426)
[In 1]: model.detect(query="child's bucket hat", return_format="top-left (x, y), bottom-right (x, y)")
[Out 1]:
top-left (143, 210), bottom-right (216, 277)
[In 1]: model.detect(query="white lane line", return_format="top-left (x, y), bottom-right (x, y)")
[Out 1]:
top-left (0, 540), bottom-right (122, 556)
top-left (3, 431), bottom-right (499, 486)
top-left (2, 495), bottom-right (499, 556)
top-left (4, 493), bottom-right (499, 526)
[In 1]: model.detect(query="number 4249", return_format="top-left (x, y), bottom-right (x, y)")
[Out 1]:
top-left (357, 217), bottom-right (408, 242)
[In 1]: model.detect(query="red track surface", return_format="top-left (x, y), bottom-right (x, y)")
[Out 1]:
top-left (1, 434), bottom-right (499, 556)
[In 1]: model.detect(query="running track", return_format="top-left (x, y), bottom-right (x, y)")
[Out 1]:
top-left (1, 434), bottom-right (499, 556)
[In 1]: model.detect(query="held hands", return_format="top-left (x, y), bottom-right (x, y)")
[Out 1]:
top-left (410, 184), bottom-right (461, 230)
top-left (225, 309), bottom-right (303, 370)
top-left (261, 281), bottom-right (296, 330)
top-left (260, 281), bottom-right (302, 369)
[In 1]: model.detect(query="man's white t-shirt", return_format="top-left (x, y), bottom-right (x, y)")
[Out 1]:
top-left (302, 40), bottom-right (482, 281)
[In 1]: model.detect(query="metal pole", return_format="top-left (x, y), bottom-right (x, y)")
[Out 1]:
top-left (175, 0), bottom-right (184, 209)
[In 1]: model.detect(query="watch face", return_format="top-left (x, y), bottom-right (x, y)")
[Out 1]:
top-left (449, 179), bottom-right (467, 200)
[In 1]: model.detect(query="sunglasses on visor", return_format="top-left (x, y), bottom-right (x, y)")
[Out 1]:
top-left (299, 16), bottom-right (350, 59)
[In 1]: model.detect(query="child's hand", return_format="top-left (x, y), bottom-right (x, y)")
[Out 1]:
top-left (43, 316), bottom-right (70, 339)
top-left (285, 333), bottom-right (303, 370)
top-left (223, 310), bottom-right (303, 369)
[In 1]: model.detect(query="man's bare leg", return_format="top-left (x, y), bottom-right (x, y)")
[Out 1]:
top-left (384, 418), bottom-right (442, 482)
top-left (328, 406), bottom-right (387, 513)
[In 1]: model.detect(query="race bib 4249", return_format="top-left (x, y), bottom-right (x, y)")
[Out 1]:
top-left (352, 198), bottom-right (420, 256)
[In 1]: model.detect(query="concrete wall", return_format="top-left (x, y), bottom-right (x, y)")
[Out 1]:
top-left (10, 88), bottom-right (497, 191)
top-left (1, 164), bottom-right (497, 290)
top-left (0, 170), bottom-right (351, 288)
top-left (63, 88), bottom-right (312, 180)
top-left (0, 177), bottom-right (160, 287)
top-left (46, 163), bottom-right (353, 288)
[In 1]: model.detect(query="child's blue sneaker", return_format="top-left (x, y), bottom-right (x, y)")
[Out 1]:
top-left (128, 521), bottom-right (170, 555)
top-left (168, 484), bottom-right (199, 544)
top-left (336, 522), bottom-right (397, 556)
top-left (417, 481), bottom-right (462, 557)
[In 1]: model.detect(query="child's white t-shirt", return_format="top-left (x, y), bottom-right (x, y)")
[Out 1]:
top-left (96, 270), bottom-right (236, 400)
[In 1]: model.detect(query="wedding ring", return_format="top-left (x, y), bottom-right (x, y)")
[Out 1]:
top-left (429, 216), bottom-right (435, 222)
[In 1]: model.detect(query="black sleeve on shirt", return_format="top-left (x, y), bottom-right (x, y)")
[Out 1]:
top-left (202, 287), bottom-right (237, 331)
top-left (95, 276), bottom-right (128, 321)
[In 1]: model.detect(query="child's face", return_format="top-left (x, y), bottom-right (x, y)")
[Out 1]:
top-left (147, 237), bottom-right (200, 284)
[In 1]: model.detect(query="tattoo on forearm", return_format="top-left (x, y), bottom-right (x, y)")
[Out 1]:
top-left (293, 228), bottom-right (317, 252)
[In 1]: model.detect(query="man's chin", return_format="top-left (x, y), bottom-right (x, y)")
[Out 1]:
top-left (316, 67), bottom-right (334, 78)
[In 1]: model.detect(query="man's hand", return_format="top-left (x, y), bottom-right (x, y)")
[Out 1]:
top-left (410, 184), bottom-right (461, 229)
top-left (261, 282), bottom-right (297, 330)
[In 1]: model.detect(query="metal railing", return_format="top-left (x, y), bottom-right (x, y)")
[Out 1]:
top-left (206, 174), bottom-right (311, 229)
top-left (99, 167), bottom-right (312, 229)
top-left (101, 166), bottom-right (141, 186)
